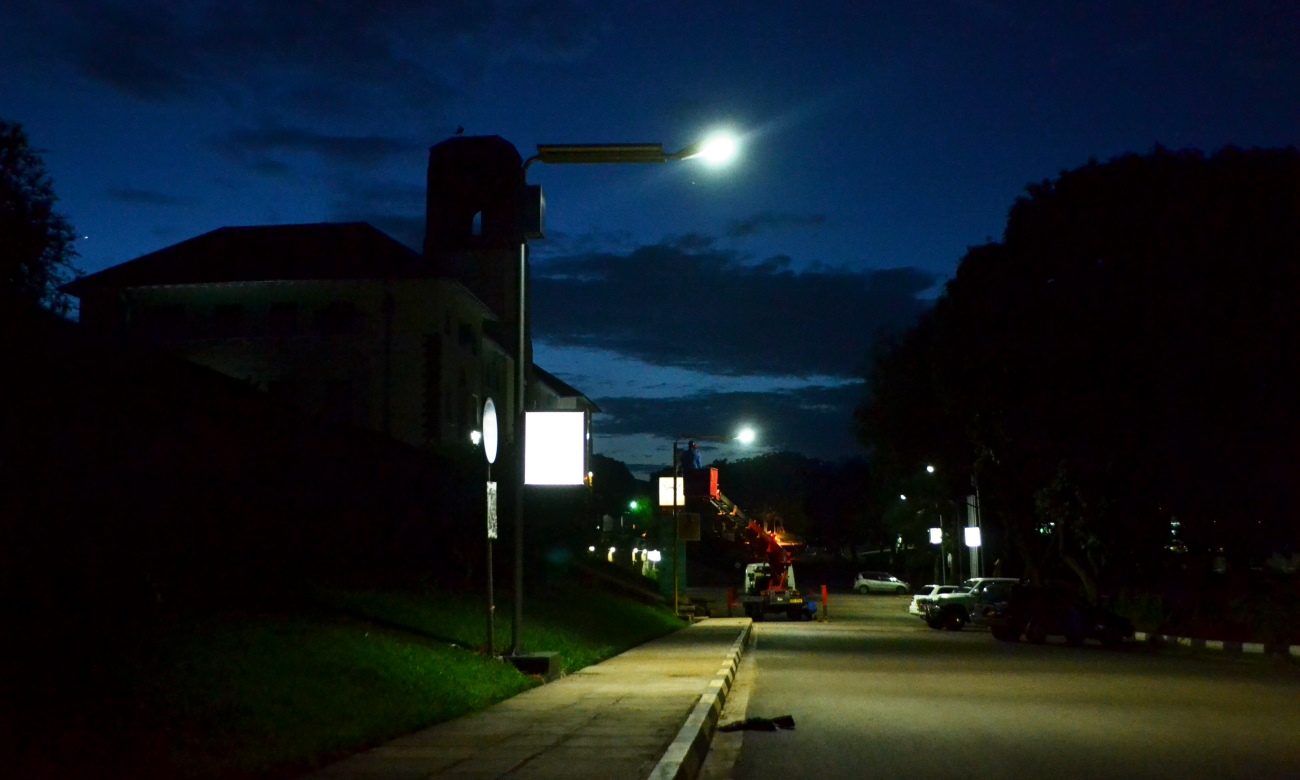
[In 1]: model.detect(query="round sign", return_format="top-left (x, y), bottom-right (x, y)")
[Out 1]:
top-left (482, 398), bottom-right (499, 464)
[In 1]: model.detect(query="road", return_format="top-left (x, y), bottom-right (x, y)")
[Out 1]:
top-left (712, 593), bottom-right (1300, 780)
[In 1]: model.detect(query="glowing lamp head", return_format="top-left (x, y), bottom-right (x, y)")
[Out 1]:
top-left (735, 427), bottom-right (756, 445)
top-left (698, 133), bottom-right (738, 166)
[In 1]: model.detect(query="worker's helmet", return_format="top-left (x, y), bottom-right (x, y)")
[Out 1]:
top-left (689, 440), bottom-right (697, 448)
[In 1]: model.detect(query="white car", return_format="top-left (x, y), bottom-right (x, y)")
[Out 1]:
top-left (909, 584), bottom-right (960, 616)
top-left (854, 571), bottom-right (910, 595)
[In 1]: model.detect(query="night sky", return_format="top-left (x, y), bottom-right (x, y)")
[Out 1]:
top-left (4, 1), bottom-right (1297, 475)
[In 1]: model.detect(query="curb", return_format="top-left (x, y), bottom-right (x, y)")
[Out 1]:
top-left (1134, 631), bottom-right (1300, 658)
top-left (648, 620), bottom-right (754, 780)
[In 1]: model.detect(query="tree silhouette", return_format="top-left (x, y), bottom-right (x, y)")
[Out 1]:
top-left (1, 120), bottom-right (80, 314)
top-left (859, 147), bottom-right (1300, 594)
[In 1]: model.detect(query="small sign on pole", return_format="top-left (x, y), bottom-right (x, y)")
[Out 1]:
top-left (486, 481), bottom-right (499, 540)
top-left (678, 512), bottom-right (701, 542)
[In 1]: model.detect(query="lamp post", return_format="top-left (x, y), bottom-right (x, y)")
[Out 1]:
top-left (669, 427), bottom-right (755, 616)
top-left (511, 133), bottom-right (739, 654)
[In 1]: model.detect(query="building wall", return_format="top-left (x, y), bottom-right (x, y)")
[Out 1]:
top-left (79, 277), bottom-right (513, 450)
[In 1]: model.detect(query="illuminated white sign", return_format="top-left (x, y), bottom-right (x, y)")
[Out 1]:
top-left (524, 411), bottom-right (586, 485)
top-left (482, 398), bottom-right (498, 464)
top-left (658, 476), bottom-right (685, 506)
top-left (929, 527), bottom-right (942, 545)
top-left (964, 526), bottom-right (982, 548)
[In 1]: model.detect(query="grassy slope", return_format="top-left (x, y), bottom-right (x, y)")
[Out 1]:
top-left (8, 580), bottom-right (683, 778)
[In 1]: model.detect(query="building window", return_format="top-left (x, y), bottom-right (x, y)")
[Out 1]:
top-left (267, 378), bottom-right (297, 404)
top-left (423, 336), bottom-right (442, 442)
top-left (484, 354), bottom-right (503, 401)
top-left (457, 321), bottom-right (478, 355)
top-left (268, 302), bottom-right (298, 338)
top-left (322, 380), bottom-right (355, 426)
top-left (457, 371), bottom-right (470, 436)
top-left (136, 304), bottom-right (187, 341)
top-left (212, 304), bottom-right (244, 338)
top-left (316, 301), bottom-right (361, 336)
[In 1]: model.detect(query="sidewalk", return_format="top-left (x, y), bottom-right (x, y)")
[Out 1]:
top-left (304, 617), bottom-right (753, 780)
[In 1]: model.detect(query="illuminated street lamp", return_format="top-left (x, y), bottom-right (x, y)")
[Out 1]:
top-left (528, 131), bottom-right (740, 168)
top-left (510, 133), bottom-right (740, 654)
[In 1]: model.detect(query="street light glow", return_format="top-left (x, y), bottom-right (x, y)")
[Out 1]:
top-left (696, 132), bottom-right (739, 166)
top-left (926, 464), bottom-right (935, 473)
top-left (736, 427), bottom-right (756, 444)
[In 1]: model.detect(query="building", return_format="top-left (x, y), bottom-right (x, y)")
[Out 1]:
top-left (64, 135), bottom-right (595, 455)
top-left (65, 221), bottom-right (517, 447)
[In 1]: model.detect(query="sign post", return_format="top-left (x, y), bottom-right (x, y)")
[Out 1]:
top-left (482, 399), bottom-right (499, 656)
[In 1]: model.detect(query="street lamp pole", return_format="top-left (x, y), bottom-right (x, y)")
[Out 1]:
top-left (512, 133), bottom-right (739, 652)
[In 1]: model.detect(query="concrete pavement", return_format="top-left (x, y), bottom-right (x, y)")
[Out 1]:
top-left (304, 617), bottom-right (753, 779)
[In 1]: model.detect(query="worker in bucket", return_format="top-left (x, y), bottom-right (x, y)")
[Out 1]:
top-left (681, 440), bottom-right (703, 471)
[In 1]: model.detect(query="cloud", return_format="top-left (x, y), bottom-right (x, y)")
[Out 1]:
top-left (587, 383), bottom-right (869, 474)
top-left (726, 211), bottom-right (827, 238)
top-left (324, 178), bottom-right (428, 249)
top-left (531, 241), bottom-right (935, 378)
top-left (1, 0), bottom-right (603, 121)
top-left (105, 187), bottom-right (188, 207)
top-left (217, 127), bottom-right (424, 168)
top-left (529, 229), bottom-right (641, 261)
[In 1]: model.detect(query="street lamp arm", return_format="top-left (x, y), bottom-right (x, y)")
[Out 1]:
top-left (527, 132), bottom-right (740, 171)
top-left (532, 143), bottom-right (668, 166)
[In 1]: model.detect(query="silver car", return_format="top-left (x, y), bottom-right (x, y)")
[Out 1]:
top-left (909, 584), bottom-right (959, 616)
top-left (854, 571), bottom-right (910, 595)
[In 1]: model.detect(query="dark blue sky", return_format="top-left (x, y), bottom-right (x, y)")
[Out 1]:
top-left (4, 1), bottom-right (1297, 475)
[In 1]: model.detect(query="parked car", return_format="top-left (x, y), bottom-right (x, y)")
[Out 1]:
top-left (981, 583), bottom-right (1135, 647)
top-left (909, 584), bottom-right (959, 616)
top-left (855, 571), bottom-right (910, 595)
top-left (922, 577), bottom-right (1022, 630)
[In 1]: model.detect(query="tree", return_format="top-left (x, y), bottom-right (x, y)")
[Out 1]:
top-left (859, 147), bottom-right (1300, 594)
top-left (714, 451), bottom-right (873, 550)
top-left (1, 120), bottom-right (80, 314)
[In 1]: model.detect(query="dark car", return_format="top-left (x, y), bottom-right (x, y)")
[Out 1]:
top-left (981, 583), bottom-right (1134, 647)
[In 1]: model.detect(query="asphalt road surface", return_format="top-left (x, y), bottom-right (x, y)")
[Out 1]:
top-left (718, 593), bottom-right (1300, 780)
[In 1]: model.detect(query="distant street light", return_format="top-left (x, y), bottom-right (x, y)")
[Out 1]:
top-left (511, 133), bottom-right (740, 655)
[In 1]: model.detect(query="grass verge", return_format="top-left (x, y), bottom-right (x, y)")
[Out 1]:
top-left (6, 577), bottom-right (683, 778)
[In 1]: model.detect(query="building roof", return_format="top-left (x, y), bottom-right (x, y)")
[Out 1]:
top-left (532, 364), bottom-right (601, 413)
top-left (64, 222), bottom-right (432, 295)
